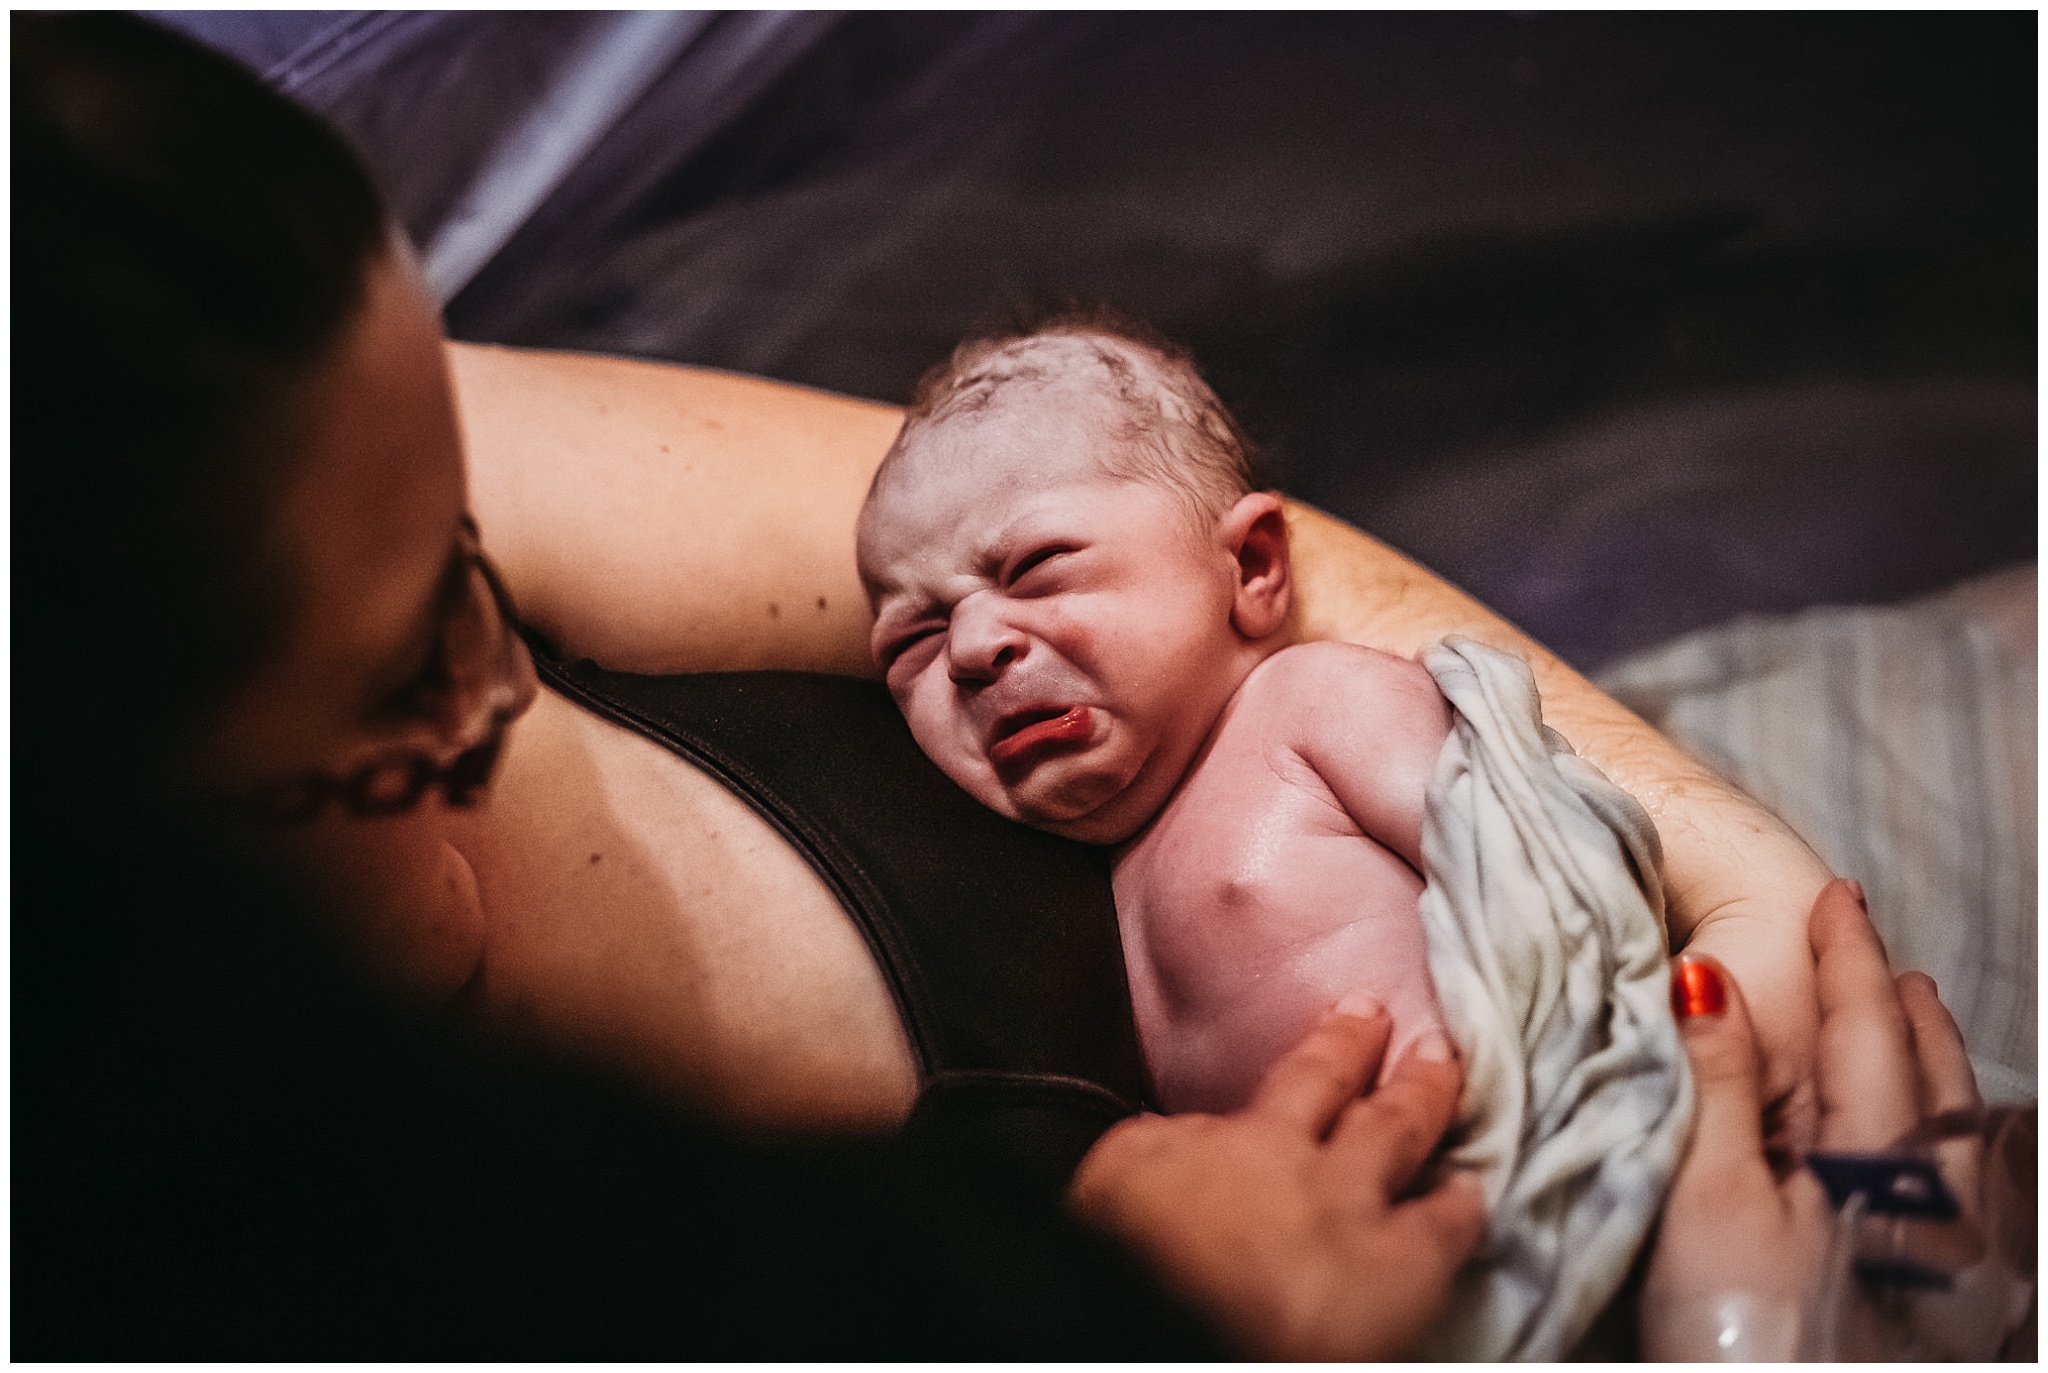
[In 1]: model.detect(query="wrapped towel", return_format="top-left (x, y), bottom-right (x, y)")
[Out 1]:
top-left (1416, 638), bottom-right (1693, 1360)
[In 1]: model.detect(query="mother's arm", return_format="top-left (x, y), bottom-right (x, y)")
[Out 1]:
top-left (453, 341), bottom-right (893, 678)
top-left (452, 340), bottom-right (1826, 1115)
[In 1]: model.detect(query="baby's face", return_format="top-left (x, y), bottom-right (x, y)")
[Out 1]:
top-left (858, 403), bottom-right (1252, 845)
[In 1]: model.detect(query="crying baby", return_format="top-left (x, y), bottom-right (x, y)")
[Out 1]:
top-left (855, 321), bottom-right (1457, 1113)
top-left (858, 320), bottom-right (1696, 1359)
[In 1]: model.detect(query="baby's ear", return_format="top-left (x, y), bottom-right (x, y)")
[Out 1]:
top-left (1220, 492), bottom-right (1292, 640)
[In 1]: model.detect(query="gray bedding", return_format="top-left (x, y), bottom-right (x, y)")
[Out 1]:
top-left (1600, 564), bottom-right (2037, 1103)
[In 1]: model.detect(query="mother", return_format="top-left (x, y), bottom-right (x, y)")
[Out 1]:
top-left (19, 11), bottom-right (1839, 1357)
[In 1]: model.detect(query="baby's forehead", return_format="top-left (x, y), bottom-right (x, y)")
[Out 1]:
top-left (881, 400), bottom-right (1120, 506)
top-left (868, 330), bottom-right (1201, 525)
top-left (942, 331), bottom-right (1184, 417)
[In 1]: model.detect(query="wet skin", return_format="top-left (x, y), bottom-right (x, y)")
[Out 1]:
top-left (1113, 641), bottom-right (1453, 1112)
top-left (858, 390), bottom-right (1454, 1112)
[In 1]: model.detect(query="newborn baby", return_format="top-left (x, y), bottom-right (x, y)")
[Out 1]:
top-left (857, 322), bottom-right (1455, 1112)
top-left (862, 323), bottom-right (1694, 1355)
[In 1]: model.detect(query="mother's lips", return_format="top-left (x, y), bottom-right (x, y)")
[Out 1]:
top-left (988, 705), bottom-right (1093, 768)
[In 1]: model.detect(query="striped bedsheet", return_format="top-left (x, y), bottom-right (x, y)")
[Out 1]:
top-left (1597, 563), bottom-right (2037, 1104)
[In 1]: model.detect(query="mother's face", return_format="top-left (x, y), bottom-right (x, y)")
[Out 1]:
top-left (200, 247), bottom-right (537, 820)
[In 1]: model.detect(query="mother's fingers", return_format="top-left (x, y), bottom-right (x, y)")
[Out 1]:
top-left (1248, 1003), bottom-right (1394, 1137)
top-left (1666, 956), bottom-right (1781, 1205)
top-left (1810, 880), bottom-right (1921, 1152)
top-left (1364, 1172), bottom-right (1489, 1352)
top-left (1898, 971), bottom-right (1983, 1221)
top-left (1398, 1169), bottom-right (1488, 1264)
top-left (1329, 1051), bottom-right (1464, 1196)
top-left (1896, 972), bottom-right (1982, 1119)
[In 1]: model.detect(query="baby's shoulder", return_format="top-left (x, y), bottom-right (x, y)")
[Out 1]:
top-left (1230, 643), bottom-right (1451, 761)
top-left (1242, 639), bottom-right (1441, 706)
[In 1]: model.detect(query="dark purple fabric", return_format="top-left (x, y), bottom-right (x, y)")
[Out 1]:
top-left (154, 11), bottom-right (2037, 669)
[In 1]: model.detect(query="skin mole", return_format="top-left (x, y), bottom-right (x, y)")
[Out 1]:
top-left (768, 601), bottom-right (781, 618)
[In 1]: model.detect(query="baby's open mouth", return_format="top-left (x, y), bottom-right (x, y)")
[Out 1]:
top-left (989, 705), bottom-right (1093, 769)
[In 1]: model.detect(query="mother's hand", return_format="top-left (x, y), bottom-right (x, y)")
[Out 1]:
top-left (1068, 1001), bottom-right (1484, 1361)
top-left (1643, 879), bottom-right (1999, 1359)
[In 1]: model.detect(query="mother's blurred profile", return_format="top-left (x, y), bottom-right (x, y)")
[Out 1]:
top-left (17, 11), bottom-right (1998, 1360)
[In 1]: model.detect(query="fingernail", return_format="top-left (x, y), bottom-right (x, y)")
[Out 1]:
top-left (1843, 878), bottom-right (1867, 912)
top-left (1333, 992), bottom-right (1384, 1021)
top-left (1671, 958), bottom-right (1727, 1020)
top-left (1410, 1029), bottom-right (1457, 1063)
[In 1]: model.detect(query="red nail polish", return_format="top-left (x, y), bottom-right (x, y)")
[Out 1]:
top-left (1671, 959), bottom-right (1727, 1020)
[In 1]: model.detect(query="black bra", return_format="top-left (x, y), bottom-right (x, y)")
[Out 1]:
top-left (530, 647), bottom-right (1153, 1189)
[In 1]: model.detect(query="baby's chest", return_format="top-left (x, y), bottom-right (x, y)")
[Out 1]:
top-left (1117, 738), bottom-right (1410, 958)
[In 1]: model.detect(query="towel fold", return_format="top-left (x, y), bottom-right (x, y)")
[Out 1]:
top-left (1416, 637), bottom-right (1693, 1361)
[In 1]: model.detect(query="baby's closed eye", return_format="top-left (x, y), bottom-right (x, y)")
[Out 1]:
top-left (870, 603), bottom-right (947, 671)
top-left (1003, 544), bottom-right (1077, 593)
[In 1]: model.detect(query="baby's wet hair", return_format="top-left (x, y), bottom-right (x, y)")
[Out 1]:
top-left (894, 308), bottom-right (1266, 526)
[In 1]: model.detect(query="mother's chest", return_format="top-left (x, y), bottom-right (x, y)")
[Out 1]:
top-left (458, 688), bottom-right (922, 1131)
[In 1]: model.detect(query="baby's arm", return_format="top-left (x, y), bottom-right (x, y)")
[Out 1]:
top-left (1260, 644), bottom-right (1456, 1059)
top-left (1274, 643), bottom-right (1454, 875)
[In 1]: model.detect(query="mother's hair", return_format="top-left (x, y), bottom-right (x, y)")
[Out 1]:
top-left (14, 12), bottom-right (387, 758)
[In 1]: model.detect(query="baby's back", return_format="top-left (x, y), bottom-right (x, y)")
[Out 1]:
top-left (1112, 641), bottom-right (1453, 1113)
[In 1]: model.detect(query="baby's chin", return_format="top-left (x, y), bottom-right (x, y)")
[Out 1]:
top-left (988, 764), bottom-right (1155, 847)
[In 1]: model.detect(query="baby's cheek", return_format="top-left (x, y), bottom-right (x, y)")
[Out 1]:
top-left (1040, 602), bottom-right (1100, 665)
top-left (900, 688), bottom-right (971, 777)
top-left (1057, 609), bottom-right (1173, 721)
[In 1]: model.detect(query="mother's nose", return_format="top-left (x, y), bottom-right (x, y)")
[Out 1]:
top-left (947, 590), bottom-right (1028, 684)
top-left (426, 626), bottom-right (540, 762)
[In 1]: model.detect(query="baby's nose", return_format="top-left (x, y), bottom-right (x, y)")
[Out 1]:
top-left (947, 592), bottom-right (1027, 684)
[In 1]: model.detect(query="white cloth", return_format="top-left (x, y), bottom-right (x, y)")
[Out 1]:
top-left (1416, 638), bottom-right (1693, 1361)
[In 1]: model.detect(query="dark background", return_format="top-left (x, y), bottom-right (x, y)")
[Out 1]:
top-left (159, 11), bottom-right (2036, 669)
